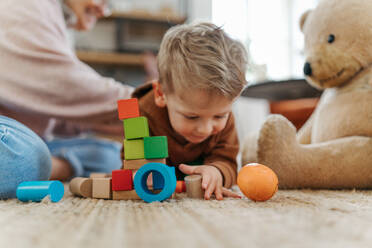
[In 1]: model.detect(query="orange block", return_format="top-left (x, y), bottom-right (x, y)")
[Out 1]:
top-left (117, 98), bottom-right (140, 120)
top-left (175, 180), bottom-right (186, 193)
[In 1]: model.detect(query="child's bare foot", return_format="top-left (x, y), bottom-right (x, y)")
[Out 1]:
top-left (50, 157), bottom-right (73, 181)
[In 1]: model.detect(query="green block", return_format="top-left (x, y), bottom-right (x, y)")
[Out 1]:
top-left (124, 117), bottom-right (149, 140)
top-left (144, 136), bottom-right (168, 159)
top-left (124, 139), bottom-right (145, 160)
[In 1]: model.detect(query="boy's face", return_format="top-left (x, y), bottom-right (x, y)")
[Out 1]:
top-left (153, 83), bottom-right (234, 144)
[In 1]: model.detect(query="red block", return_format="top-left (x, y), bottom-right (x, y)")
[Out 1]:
top-left (117, 98), bottom-right (140, 120)
top-left (112, 169), bottom-right (133, 191)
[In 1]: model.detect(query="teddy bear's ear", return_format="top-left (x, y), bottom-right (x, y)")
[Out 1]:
top-left (300, 10), bottom-right (312, 33)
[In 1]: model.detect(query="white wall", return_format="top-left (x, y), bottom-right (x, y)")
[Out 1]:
top-left (187, 0), bottom-right (212, 22)
top-left (110, 0), bottom-right (182, 15)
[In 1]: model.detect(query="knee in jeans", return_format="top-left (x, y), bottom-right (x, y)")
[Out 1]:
top-left (31, 139), bottom-right (52, 180)
top-left (0, 125), bottom-right (52, 198)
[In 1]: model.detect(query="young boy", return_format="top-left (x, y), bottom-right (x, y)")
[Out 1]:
top-left (128, 22), bottom-right (248, 200)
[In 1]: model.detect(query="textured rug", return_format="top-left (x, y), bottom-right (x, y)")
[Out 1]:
top-left (1, 186), bottom-right (372, 248)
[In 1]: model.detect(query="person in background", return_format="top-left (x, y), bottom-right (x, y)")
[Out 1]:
top-left (0, 0), bottom-right (156, 198)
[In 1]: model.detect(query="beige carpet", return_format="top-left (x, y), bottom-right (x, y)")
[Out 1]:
top-left (1, 186), bottom-right (372, 248)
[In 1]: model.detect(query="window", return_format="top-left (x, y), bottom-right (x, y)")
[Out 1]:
top-left (212, 0), bottom-right (319, 82)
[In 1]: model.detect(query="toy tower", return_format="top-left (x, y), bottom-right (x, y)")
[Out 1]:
top-left (69, 98), bottom-right (186, 202)
top-left (114, 98), bottom-right (169, 200)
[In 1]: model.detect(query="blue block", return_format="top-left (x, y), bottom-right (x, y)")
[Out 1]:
top-left (16, 181), bottom-right (64, 203)
top-left (133, 163), bottom-right (176, 203)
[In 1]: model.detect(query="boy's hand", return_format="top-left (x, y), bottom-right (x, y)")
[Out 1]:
top-left (179, 164), bottom-right (241, 200)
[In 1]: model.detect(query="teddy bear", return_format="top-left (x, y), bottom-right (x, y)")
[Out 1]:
top-left (241, 0), bottom-right (372, 189)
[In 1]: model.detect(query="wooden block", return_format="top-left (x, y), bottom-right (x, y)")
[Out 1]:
top-left (124, 117), bottom-right (149, 140)
top-left (117, 98), bottom-right (140, 120)
top-left (144, 136), bottom-right (168, 159)
top-left (124, 158), bottom-right (166, 170)
top-left (112, 190), bottom-right (141, 200)
top-left (69, 177), bottom-right (92, 198)
top-left (123, 139), bottom-right (145, 160)
top-left (185, 175), bottom-right (204, 199)
top-left (90, 173), bottom-right (111, 178)
top-left (112, 169), bottom-right (133, 191)
top-left (92, 178), bottom-right (112, 199)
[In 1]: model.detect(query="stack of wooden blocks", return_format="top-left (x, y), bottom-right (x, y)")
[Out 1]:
top-left (111, 98), bottom-right (169, 200)
top-left (69, 98), bottom-right (192, 201)
top-left (69, 98), bottom-right (170, 200)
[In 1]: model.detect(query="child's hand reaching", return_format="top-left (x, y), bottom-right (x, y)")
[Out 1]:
top-left (179, 164), bottom-right (241, 200)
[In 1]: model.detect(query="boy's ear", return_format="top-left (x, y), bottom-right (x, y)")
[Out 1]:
top-left (152, 82), bottom-right (167, 107)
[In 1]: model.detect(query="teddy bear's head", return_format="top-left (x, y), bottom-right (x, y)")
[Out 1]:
top-left (300, 0), bottom-right (372, 89)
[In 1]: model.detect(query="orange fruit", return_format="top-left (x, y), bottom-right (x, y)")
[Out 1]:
top-left (237, 163), bottom-right (278, 201)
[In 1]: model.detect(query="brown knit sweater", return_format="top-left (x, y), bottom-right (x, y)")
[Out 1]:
top-left (123, 84), bottom-right (239, 188)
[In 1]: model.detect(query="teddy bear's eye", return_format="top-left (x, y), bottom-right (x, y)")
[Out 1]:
top-left (328, 34), bottom-right (335, 43)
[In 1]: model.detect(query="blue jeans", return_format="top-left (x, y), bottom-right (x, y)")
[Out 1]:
top-left (0, 116), bottom-right (52, 199)
top-left (46, 137), bottom-right (122, 178)
top-left (0, 116), bottom-right (122, 199)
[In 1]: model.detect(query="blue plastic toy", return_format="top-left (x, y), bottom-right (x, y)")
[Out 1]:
top-left (152, 170), bottom-right (165, 190)
top-left (134, 163), bottom-right (177, 203)
top-left (16, 181), bottom-right (64, 203)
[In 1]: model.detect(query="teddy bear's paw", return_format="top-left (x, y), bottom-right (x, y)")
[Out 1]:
top-left (256, 115), bottom-right (298, 182)
top-left (258, 114), bottom-right (297, 151)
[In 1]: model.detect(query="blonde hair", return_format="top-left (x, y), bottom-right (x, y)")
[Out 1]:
top-left (157, 22), bottom-right (248, 99)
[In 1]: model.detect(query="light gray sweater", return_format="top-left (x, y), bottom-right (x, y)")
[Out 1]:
top-left (0, 0), bottom-right (133, 136)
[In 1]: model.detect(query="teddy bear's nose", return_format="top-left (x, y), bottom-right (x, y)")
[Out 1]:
top-left (303, 62), bottom-right (312, 76)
